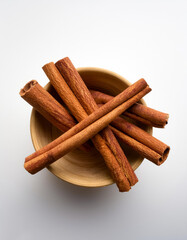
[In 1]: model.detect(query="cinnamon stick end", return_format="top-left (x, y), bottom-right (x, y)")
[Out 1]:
top-left (131, 176), bottom-right (139, 186)
top-left (42, 62), bottom-right (55, 72)
top-left (119, 184), bottom-right (131, 192)
top-left (165, 114), bottom-right (169, 125)
top-left (55, 57), bottom-right (70, 66)
top-left (157, 146), bottom-right (170, 166)
top-left (24, 162), bottom-right (35, 175)
top-left (19, 80), bottom-right (38, 97)
top-left (160, 114), bottom-right (169, 128)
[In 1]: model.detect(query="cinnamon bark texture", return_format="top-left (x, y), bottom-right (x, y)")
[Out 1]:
top-left (121, 111), bottom-right (155, 127)
top-left (128, 103), bottom-right (169, 127)
top-left (43, 62), bottom-right (131, 191)
top-left (55, 57), bottom-right (149, 186)
top-left (20, 80), bottom-right (76, 132)
top-left (97, 103), bottom-right (170, 165)
top-left (110, 126), bottom-right (164, 164)
top-left (111, 117), bottom-right (169, 165)
top-left (90, 90), bottom-right (169, 128)
top-left (24, 85), bottom-right (151, 177)
top-left (20, 80), bottom-right (91, 157)
top-left (26, 78), bottom-right (149, 164)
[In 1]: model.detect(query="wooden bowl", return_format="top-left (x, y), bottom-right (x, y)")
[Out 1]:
top-left (30, 67), bottom-right (152, 188)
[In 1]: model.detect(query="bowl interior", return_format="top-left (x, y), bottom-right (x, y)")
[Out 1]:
top-left (30, 68), bottom-right (152, 187)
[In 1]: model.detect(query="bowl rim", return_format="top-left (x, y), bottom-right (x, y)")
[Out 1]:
top-left (30, 67), bottom-right (152, 188)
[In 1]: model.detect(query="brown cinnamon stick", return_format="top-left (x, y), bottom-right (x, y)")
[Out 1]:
top-left (55, 57), bottom-right (148, 186)
top-left (110, 116), bottom-right (170, 165)
top-left (43, 62), bottom-right (131, 191)
top-left (128, 103), bottom-right (169, 127)
top-left (20, 80), bottom-right (76, 132)
top-left (25, 78), bottom-right (149, 164)
top-left (110, 126), bottom-right (163, 164)
top-left (97, 103), bottom-right (170, 165)
top-left (90, 90), bottom-right (169, 128)
top-left (24, 86), bottom-right (151, 177)
top-left (121, 111), bottom-right (155, 127)
top-left (20, 80), bottom-right (91, 156)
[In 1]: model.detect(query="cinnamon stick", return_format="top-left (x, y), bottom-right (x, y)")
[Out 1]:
top-left (20, 80), bottom-right (76, 132)
top-left (55, 57), bottom-right (148, 186)
top-left (25, 79), bottom-right (149, 164)
top-left (24, 86), bottom-right (151, 176)
top-left (90, 90), bottom-right (169, 128)
top-left (20, 80), bottom-right (91, 156)
top-left (42, 62), bottom-right (131, 191)
top-left (110, 117), bottom-right (170, 165)
top-left (96, 103), bottom-right (170, 165)
top-left (128, 103), bottom-right (169, 127)
top-left (121, 111), bottom-right (155, 127)
top-left (110, 126), bottom-right (163, 164)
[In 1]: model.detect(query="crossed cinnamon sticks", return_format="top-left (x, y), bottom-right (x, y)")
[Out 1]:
top-left (91, 90), bottom-right (169, 128)
top-left (20, 57), bottom-right (170, 192)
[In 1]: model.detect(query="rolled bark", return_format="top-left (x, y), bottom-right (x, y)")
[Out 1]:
top-left (96, 103), bottom-right (170, 165)
top-left (43, 62), bottom-right (131, 191)
top-left (55, 58), bottom-right (149, 187)
top-left (90, 90), bottom-right (169, 128)
top-left (111, 116), bottom-right (170, 165)
top-left (20, 80), bottom-right (91, 157)
top-left (20, 80), bottom-right (76, 132)
top-left (110, 127), bottom-right (163, 164)
top-left (24, 86), bottom-right (151, 177)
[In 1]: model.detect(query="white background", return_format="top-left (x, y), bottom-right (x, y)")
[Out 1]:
top-left (1, 0), bottom-right (187, 239)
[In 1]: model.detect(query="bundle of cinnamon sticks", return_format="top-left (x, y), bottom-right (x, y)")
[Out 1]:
top-left (20, 57), bottom-right (170, 192)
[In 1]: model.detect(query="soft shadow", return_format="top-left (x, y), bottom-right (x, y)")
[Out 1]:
top-left (43, 170), bottom-right (122, 206)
